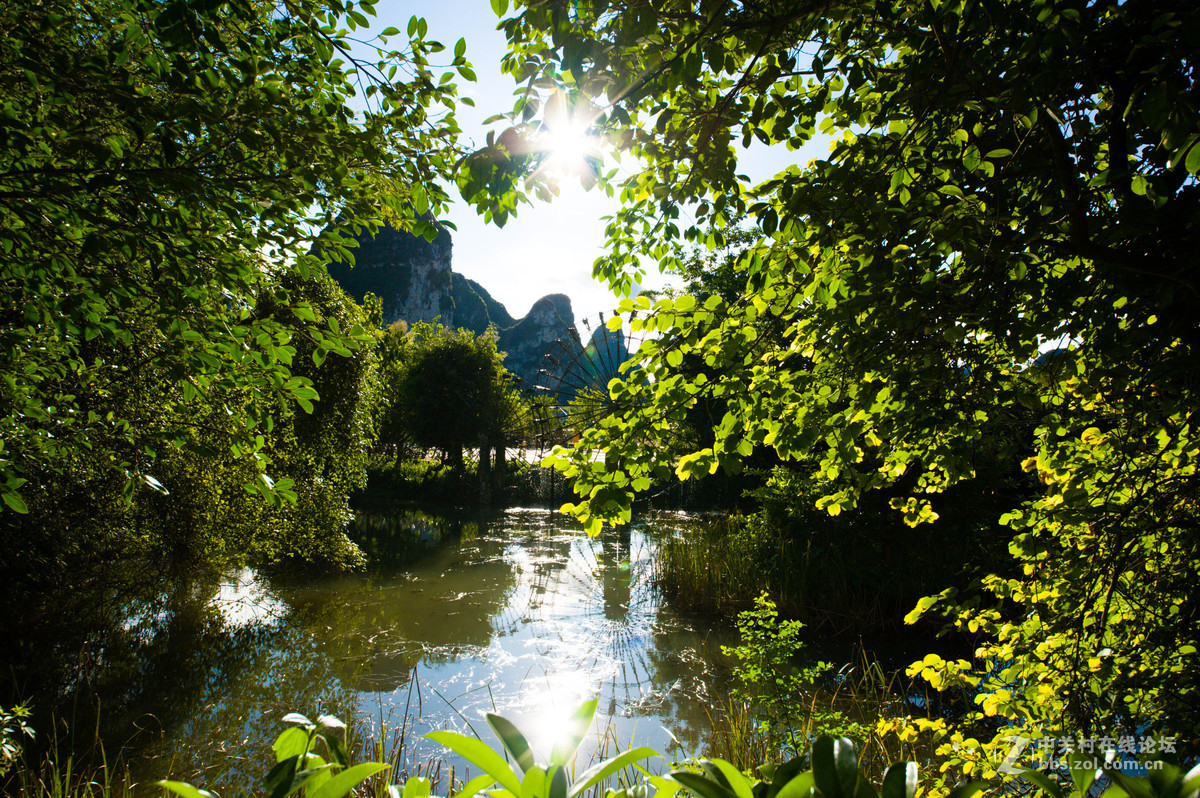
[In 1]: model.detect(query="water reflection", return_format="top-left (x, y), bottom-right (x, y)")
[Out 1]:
top-left (129, 508), bottom-right (733, 793)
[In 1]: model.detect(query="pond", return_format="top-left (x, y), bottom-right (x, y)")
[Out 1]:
top-left (130, 507), bottom-right (736, 794)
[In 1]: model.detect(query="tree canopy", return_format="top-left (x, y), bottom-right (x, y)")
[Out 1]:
top-left (0, 0), bottom-right (466, 516)
top-left (474, 0), bottom-right (1200, 763)
top-left (381, 321), bottom-right (519, 468)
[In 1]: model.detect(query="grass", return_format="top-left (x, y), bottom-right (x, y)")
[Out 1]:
top-left (4, 719), bottom-right (136, 798)
top-left (652, 513), bottom-right (932, 634)
top-left (653, 514), bottom-right (800, 616)
top-left (696, 642), bottom-right (951, 786)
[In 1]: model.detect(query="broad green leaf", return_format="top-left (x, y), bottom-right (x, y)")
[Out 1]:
top-left (1187, 141), bottom-right (1200, 174)
top-left (487, 713), bottom-right (536, 775)
top-left (704, 759), bottom-right (755, 798)
top-left (1066, 749), bottom-right (1098, 795)
top-left (880, 763), bottom-right (917, 798)
top-left (550, 698), bottom-right (598, 766)
top-left (156, 781), bottom-right (215, 798)
top-left (2, 492), bottom-right (29, 514)
top-left (569, 747), bottom-right (658, 798)
top-left (458, 773), bottom-right (500, 798)
top-left (425, 731), bottom-right (522, 795)
top-left (548, 766), bottom-right (567, 798)
top-left (775, 771), bottom-right (816, 798)
top-left (265, 756), bottom-right (299, 798)
top-left (403, 776), bottom-right (432, 798)
top-left (812, 736), bottom-right (863, 798)
top-left (273, 727), bottom-right (311, 762)
top-left (521, 766), bottom-right (546, 798)
top-left (309, 763), bottom-right (391, 798)
top-left (671, 771), bottom-right (737, 798)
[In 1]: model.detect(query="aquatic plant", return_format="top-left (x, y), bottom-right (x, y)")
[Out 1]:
top-left (721, 594), bottom-right (865, 763)
top-left (422, 699), bottom-right (657, 798)
top-left (159, 713), bottom-right (386, 798)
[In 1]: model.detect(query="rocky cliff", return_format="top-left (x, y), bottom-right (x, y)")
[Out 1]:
top-left (325, 220), bottom-right (455, 327)
top-left (325, 221), bottom-right (583, 388)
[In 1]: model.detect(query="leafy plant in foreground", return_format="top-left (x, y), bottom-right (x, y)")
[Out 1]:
top-left (421, 699), bottom-right (658, 798)
top-left (721, 594), bottom-right (863, 761)
top-left (159, 713), bottom-right (387, 798)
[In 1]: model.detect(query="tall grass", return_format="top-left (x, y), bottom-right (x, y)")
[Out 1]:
top-left (653, 515), bottom-right (800, 615)
top-left (5, 717), bottom-right (137, 798)
top-left (653, 514), bottom-right (911, 633)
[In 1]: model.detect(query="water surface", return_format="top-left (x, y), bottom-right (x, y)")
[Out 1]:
top-left (143, 508), bottom-right (733, 794)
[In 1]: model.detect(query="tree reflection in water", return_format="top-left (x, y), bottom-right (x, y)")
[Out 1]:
top-left (9, 508), bottom-right (732, 794)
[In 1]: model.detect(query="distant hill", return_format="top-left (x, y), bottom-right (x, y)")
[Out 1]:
top-left (325, 221), bottom-right (583, 388)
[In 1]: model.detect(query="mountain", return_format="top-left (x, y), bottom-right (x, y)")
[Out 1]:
top-left (324, 221), bottom-right (583, 388)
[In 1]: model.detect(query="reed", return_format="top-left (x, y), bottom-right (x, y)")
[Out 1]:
top-left (702, 697), bottom-right (775, 772)
top-left (5, 718), bottom-right (136, 798)
top-left (652, 515), bottom-right (904, 633)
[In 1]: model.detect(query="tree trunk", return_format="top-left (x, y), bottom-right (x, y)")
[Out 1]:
top-left (478, 437), bottom-right (492, 505)
top-left (493, 438), bottom-right (506, 497)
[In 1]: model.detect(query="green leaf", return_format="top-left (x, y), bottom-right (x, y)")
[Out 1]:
top-left (550, 699), bottom-right (597, 766)
top-left (274, 727), bottom-right (311, 762)
top-left (548, 766), bottom-right (567, 798)
top-left (880, 763), bottom-right (917, 798)
top-left (904, 595), bottom-right (939, 624)
top-left (309, 763), bottom-right (390, 798)
top-left (459, 773), bottom-right (499, 798)
top-left (706, 759), bottom-right (755, 798)
top-left (569, 747), bottom-right (658, 798)
top-left (774, 771), bottom-right (816, 798)
top-left (486, 713), bottom-right (536, 775)
top-left (156, 781), bottom-right (216, 798)
top-left (812, 736), bottom-right (856, 798)
top-left (671, 771), bottom-right (737, 798)
top-left (521, 766), bottom-right (546, 798)
top-left (1102, 770), bottom-right (1153, 798)
top-left (1066, 749), bottom-right (1098, 796)
top-left (264, 756), bottom-right (299, 798)
top-left (1186, 141), bottom-right (1200, 174)
top-left (424, 731), bottom-right (522, 795)
top-left (2, 491), bottom-right (29, 514)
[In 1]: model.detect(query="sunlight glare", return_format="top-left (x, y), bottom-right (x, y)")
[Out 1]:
top-left (540, 90), bottom-right (601, 181)
top-left (517, 668), bottom-right (599, 762)
top-left (545, 119), bottom-right (593, 172)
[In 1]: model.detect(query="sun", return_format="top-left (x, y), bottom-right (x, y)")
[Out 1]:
top-left (545, 118), bottom-right (592, 172)
top-left (539, 91), bottom-right (601, 179)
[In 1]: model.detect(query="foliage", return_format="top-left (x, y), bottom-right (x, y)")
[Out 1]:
top-left (721, 594), bottom-right (863, 761)
top-left (363, 457), bottom-right (481, 505)
top-left (148, 704), bottom-right (1199, 798)
top-left (0, 0), bottom-right (464, 550)
top-left (380, 322), bottom-right (525, 469)
top-left (159, 712), bottom-right (386, 798)
top-left (0, 703), bottom-right (33, 778)
top-left (422, 698), bottom-right (658, 798)
top-left (479, 0), bottom-right (1200, 762)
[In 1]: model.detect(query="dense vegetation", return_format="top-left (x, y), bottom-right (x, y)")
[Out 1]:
top-left (0, 0), bottom-right (469, 585)
top-left (460, 0), bottom-right (1200, 774)
top-left (0, 0), bottom-right (478, 759)
top-left (4, 0), bottom-right (1200, 791)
